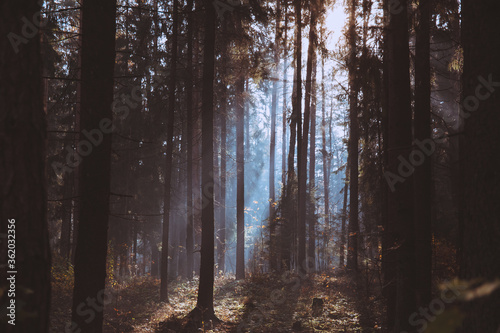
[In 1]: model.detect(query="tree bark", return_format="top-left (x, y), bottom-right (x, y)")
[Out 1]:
top-left (70, 0), bottom-right (117, 331)
top-left (0, 1), bottom-right (51, 331)
top-left (460, 2), bottom-right (500, 332)
top-left (185, 0), bottom-right (195, 281)
top-left (269, 0), bottom-right (281, 272)
top-left (295, 0), bottom-right (305, 274)
top-left (160, 0), bottom-right (178, 302)
top-left (385, 0), bottom-right (416, 330)
top-left (306, 0), bottom-right (319, 271)
top-left (194, 0), bottom-right (216, 318)
top-left (235, 62), bottom-right (246, 280)
top-left (320, 55), bottom-right (332, 268)
top-left (346, 0), bottom-right (359, 272)
top-left (281, 2), bottom-right (289, 188)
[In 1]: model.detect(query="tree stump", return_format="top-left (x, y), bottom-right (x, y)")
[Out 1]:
top-left (311, 297), bottom-right (324, 317)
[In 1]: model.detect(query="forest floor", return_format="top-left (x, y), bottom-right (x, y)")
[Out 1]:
top-left (50, 268), bottom-right (385, 333)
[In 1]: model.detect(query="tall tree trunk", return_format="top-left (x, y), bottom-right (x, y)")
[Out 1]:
top-left (460, 2), bottom-right (500, 332)
top-left (306, 0), bottom-right (319, 270)
top-left (269, 0), bottom-right (281, 272)
top-left (160, 0), bottom-right (178, 302)
top-left (346, 0), bottom-right (359, 272)
top-left (217, 20), bottom-right (229, 274)
top-left (185, 0), bottom-right (195, 281)
top-left (320, 55), bottom-right (332, 268)
top-left (385, 0), bottom-right (416, 330)
top-left (192, 0), bottom-right (203, 276)
top-left (295, 0), bottom-right (305, 274)
top-left (281, 1), bottom-right (289, 188)
top-left (71, 0), bottom-right (116, 331)
top-left (0, 1), bottom-right (51, 331)
top-left (193, 0), bottom-right (217, 319)
top-left (414, 0), bottom-right (432, 309)
top-left (235, 38), bottom-right (246, 281)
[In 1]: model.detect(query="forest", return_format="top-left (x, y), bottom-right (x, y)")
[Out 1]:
top-left (1, 0), bottom-right (499, 332)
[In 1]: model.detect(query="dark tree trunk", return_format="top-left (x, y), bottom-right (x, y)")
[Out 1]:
top-left (160, 0), bottom-right (178, 302)
top-left (307, 0), bottom-right (319, 270)
top-left (235, 70), bottom-right (246, 280)
top-left (194, 0), bottom-right (216, 318)
top-left (70, 0), bottom-right (117, 332)
top-left (414, 0), bottom-right (432, 309)
top-left (460, 2), bottom-right (500, 332)
top-left (320, 55), bottom-right (332, 268)
top-left (0, 1), bottom-right (51, 332)
top-left (217, 19), bottom-right (229, 274)
top-left (218, 98), bottom-right (227, 274)
top-left (269, 0), bottom-right (281, 272)
top-left (384, 0), bottom-right (416, 330)
top-left (281, 1), bottom-right (288, 188)
top-left (235, 16), bottom-right (246, 281)
top-left (346, 0), bottom-right (359, 272)
top-left (185, 0), bottom-right (195, 281)
top-left (295, 0), bottom-right (305, 274)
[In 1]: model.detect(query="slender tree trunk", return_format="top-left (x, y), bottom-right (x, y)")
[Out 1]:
top-left (269, 0), bottom-right (281, 271)
top-left (295, 0), bottom-right (305, 274)
top-left (235, 52), bottom-right (246, 280)
top-left (0, 1), bottom-right (51, 331)
top-left (160, 0), bottom-right (178, 302)
top-left (193, 0), bottom-right (217, 319)
top-left (414, 0), bottom-right (432, 309)
top-left (320, 55), bottom-right (332, 268)
top-left (217, 20), bottom-right (229, 274)
top-left (185, 0), bottom-right (195, 281)
top-left (281, 2), bottom-right (288, 188)
top-left (346, 0), bottom-right (359, 272)
top-left (71, 0), bottom-right (116, 331)
top-left (192, 0), bottom-right (203, 276)
top-left (307, 0), bottom-right (319, 270)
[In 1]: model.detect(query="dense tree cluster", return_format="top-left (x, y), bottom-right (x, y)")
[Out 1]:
top-left (1, 0), bottom-right (499, 332)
